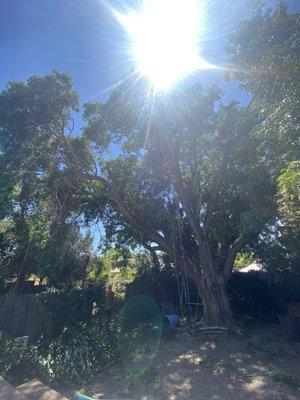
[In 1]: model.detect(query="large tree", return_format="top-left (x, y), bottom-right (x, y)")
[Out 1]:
top-left (63, 76), bottom-right (276, 329)
top-left (0, 77), bottom-right (276, 326)
top-left (74, 4), bottom-right (299, 327)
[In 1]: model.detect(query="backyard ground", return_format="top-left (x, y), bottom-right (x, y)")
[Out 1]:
top-left (77, 322), bottom-right (300, 400)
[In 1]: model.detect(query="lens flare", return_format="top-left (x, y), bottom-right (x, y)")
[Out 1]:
top-left (117, 295), bottom-right (162, 376)
top-left (115, 0), bottom-right (216, 91)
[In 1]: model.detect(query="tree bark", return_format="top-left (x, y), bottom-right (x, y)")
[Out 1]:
top-left (202, 274), bottom-right (235, 328)
top-left (168, 150), bottom-right (236, 328)
top-left (14, 243), bottom-right (30, 294)
top-left (189, 264), bottom-right (235, 329)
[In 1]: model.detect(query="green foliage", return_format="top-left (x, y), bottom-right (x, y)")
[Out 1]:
top-left (252, 161), bottom-right (299, 274)
top-left (234, 252), bottom-right (255, 269)
top-left (229, 2), bottom-right (299, 85)
top-left (0, 330), bottom-right (24, 377)
top-left (228, 3), bottom-right (300, 275)
top-left (41, 284), bottom-right (107, 333)
top-left (228, 3), bottom-right (299, 168)
top-left (38, 224), bottom-right (92, 288)
top-left (0, 71), bottom-right (92, 288)
top-left (29, 323), bottom-right (116, 385)
top-left (87, 248), bottom-right (141, 297)
top-left (278, 161), bottom-right (300, 232)
top-left (228, 3), bottom-right (299, 98)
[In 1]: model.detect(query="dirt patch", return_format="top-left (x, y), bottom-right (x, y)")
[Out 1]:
top-left (79, 323), bottom-right (300, 400)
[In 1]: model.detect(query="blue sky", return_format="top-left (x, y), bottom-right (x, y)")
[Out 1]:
top-left (1, 0), bottom-right (299, 127)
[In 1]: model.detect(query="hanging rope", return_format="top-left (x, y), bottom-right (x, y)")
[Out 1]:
top-left (172, 222), bottom-right (185, 319)
top-left (178, 223), bottom-right (193, 322)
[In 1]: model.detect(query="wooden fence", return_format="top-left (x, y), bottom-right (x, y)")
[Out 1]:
top-left (0, 292), bottom-right (62, 341)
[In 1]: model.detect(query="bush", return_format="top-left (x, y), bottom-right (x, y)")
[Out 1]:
top-left (0, 330), bottom-right (24, 377)
top-left (0, 283), bottom-right (115, 385)
top-left (229, 271), bottom-right (300, 320)
top-left (275, 271), bottom-right (300, 304)
top-left (29, 323), bottom-right (116, 385)
top-left (229, 272), bottom-right (279, 319)
top-left (42, 283), bottom-right (106, 336)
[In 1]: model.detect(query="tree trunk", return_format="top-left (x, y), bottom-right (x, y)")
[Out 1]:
top-left (150, 249), bottom-right (160, 271)
top-left (202, 276), bottom-right (235, 328)
top-left (14, 243), bottom-right (30, 294)
top-left (192, 265), bottom-right (235, 329)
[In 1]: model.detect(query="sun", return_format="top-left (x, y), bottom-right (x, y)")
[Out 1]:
top-left (116, 0), bottom-right (211, 91)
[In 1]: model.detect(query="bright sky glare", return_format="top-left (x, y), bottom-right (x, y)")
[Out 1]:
top-left (116, 0), bottom-right (216, 91)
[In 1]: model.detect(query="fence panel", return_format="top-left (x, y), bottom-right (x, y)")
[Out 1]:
top-left (0, 293), bottom-right (61, 341)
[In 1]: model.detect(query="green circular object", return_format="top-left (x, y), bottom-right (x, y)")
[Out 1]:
top-left (117, 295), bottom-right (162, 377)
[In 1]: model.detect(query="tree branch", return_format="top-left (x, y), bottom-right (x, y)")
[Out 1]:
top-left (223, 236), bottom-right (251, 281)
top-left (170, 149), bottom-right (203, 242)
top-left (204, 138), bottom-right (229, 230)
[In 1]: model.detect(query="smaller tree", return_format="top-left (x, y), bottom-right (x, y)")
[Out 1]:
top-left (0, 71), bottom-right (89, 290)
top-left (38, 223), bottom-right (92, 288)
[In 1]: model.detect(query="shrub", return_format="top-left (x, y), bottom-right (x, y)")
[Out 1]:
top-left (229, 271), bottom-right (281, 319)
top-left (42, 283), bottom-right (106, 335)
top-left (29, 323), bottom-right (116, 385)
top-left (229, 271), bottom-right (300, 320)
top-left (0, 330), bottom-right (24, 377)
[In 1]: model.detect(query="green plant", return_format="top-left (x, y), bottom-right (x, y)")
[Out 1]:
top-left (0, 330), bottom-right (24, 377)
top-left (29, 323), bottom-right (116, 385)
top-left (41, 283), bottom-right (106, 332)
top-left (212, 362), bottom-right (226, 375)
top-left (234, 252), bottom-right (255, 269)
